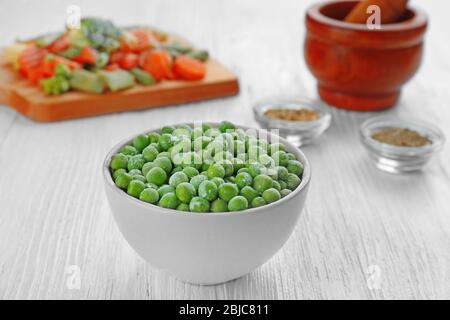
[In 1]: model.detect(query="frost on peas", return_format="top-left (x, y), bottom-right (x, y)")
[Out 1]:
top-left (110, 122), bottom-right (305, 212)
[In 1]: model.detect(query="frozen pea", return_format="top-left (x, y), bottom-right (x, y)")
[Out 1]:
top-left (146, 182), bottom-right (159, 189)
top-left (142, 145), bottom-right (159, 162)
top-left (127, 180), bottom-right (146, 198)
top-left (190, 175), bottom-right (208, 190)
top-left (159, 192), bottom-right (179, 209)
top-left (210, 177), bottom-right (225, 187)
top-left (158, 133), bottom-right (174, 151)
top-left (177, 203), bottom-right (190, 212)
top-left (113, 168), bottom-right (126, 180)
top-left (280, 189), bottom-right (292, 198)
top-left (248, 163), bottom-right (266, 178)
top-left (218, 183), bottom-right (239, 202)
top-left (287, 173), bottom-right (301, 190)
top-left (154, 156), bottom-right (173, 174)
top-left (120, 145), bottom-right (137, 156)
top-left (235, 172), bottom-right (253, 189)
top-left (169, 171), bottom-right (189, 188)
top-left (207, 163), bottom-right (226, 179)
top-left (111, 153), bottom-right (128, 170)
top-left (146, 167), bottom-right (167, 186)
top-left (251, 197), bottom-right (266, 208)
top-left (279, 180), bottom-right (287, 190)
top-left (115, 172), bottom-right (132, 189)
top-left (127, 154), bottom-right (145, 171)
top-left (175, 182), bottom-right (196, 204)
top-left (262, 188), bottom-right (281, 204)
top-left (228, 196), bottom-right (248, 211)
top-left (287, 160), bottom-right (304, 176)
top-left (198, 180), bottom-right (218, 201)
top-left (189, 197), bottom-right (210, 213)
top-left (210, 199), bottom-right (228, 212)
top-left (158, 184), bottom-right (175, 197)
top-left (240, 186), bottom-right (259, 203)
top-left (142, 162), bottom-right (156, 176)
top-left (218, 120), bottom-right (235, 133)
top-left (182, 166), bottom-right (199, 179)
top-left (148, 132), bottom-right (160, 143)
top-left (133, 134), bottom-right (150, 152)
top-left (253, 174), bottom-right (273, 193)
top-left (272, 180), bottom-right (281, 191)
top-left (161, 126), bottom-right (175, 134)
top-left (139, 188), bottom-right (159, 204)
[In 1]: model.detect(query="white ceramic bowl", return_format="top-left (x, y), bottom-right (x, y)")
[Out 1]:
top-left (103, 123), bottom-right (311, 285)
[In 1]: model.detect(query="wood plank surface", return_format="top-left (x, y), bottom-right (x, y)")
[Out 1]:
top-left (0, 0), bottom-right (449, 300)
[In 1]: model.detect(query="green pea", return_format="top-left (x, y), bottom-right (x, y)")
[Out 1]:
top-left (146, 182), bottom-right (158, 189)
top-left (158, 133), bottom-right (174, 151)
top-left (218, 183), bottom-right (239, 202)
top-left (276, 166), bottom-right (289, 181)
top-left (240, 186), bottom-right (259, 203)
top-left (120, 145), bottom-right (138, 156)
top-left (237, 167), bottom-right (250, 174)
top-left (286, 153), bottom-right (296, 161)
top-left (280, 189), bottom-right (292, 198)
top-left (112, 168), bottom-right (126, 180)
top-left (207, 163), bottom-right (226, 179)
top-left (190, 175), bottom-right (208, 190)
top-left (218, 120), bottom-right (235, 133)
top-left (235, 172), bottom-right (253, 189)
top-left (182, 166), bottom-right (199, 179)
top-left (198, 180), bottom-right (218, 201)
top-left (158, 184), bottom-right (175, 197)
top-left (202, 123), bottom-right (210, 132)
top-left (175, 182), bottom-right (196, 204)
top-left (132, 174), bottom-right (147, 183)
top-left (272, 180), bottom-right (281, 191)
top-left (133, 134), bottom-right (150, 152)
top-left (115, 172), bottom-right (132, 189)
top-left (172, 127), bottom-right (191, 138)
top-left (154, 156), bottom-right (173, 174)
top-left (139, 188), bottom-right (160, 204)
top-left (191, 127), bottom-right (203, 141)
top-left (251, 196), bottom-right (266, 208)
top-left (161, 126), bottom-right (175, 134)
top-left (225, 176), bottom-right (236, 184)
top-left (272, 151), bottom-right (289, 167)
top-left (253, 174), bottom-right (273, 193)
top-left (148, 132), bottom-right (160, 143)
top-left (158, 192), bottom-right (179, 209)
top-left (157, 151), bottom-right (170, 158)
top-left (127, 154), bottom-right (145, 171)
top-left (142, 145), bottom-right (159, 162)
top-left (287, 173), bottom-right (301, 190)
top-left (210, 199), bottom-right (228, 212)
top-left (287, 160), bottom-right (304, 176)
top-left (210, 177), bottom-right (225, 187)
top-left (127, 180), bottom-right (146, 198)
top-left (279, 180), bottom-right (287, 190)
top-left (142, 162), bottom-right (156, 176)
top-left (228, 196), bottom-right (248, 211)
top-left (171, 166), bottom-right (183, 174)
top-left (111, 153), bottom-right (128, 170)
top-left (189, 197), bottom-right (210, 213)
top-left (262, 188), bottom-right (281, 204)
top-left (259, 154), bottom-right (275, 168)
top-left (177, 203), bottom-right (190, 212)
top-left (269, 143), bottom-right (285, 155)
top-left (248, 162), bottom-right (266, 178)
top-left (169, 171), bottom-right (189, 188)
top-left (219, 160), bottom-right (234, 177)
top-left (146, 167), bottom-right (167, 186)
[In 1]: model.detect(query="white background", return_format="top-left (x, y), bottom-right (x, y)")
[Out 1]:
top-left (0, 0), bottom-right (449, 299)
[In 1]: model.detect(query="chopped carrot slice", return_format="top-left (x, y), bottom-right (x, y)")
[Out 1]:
top-left (73, 46), bottom-right (98, 65)
top-left (173, 55), bottom-right (206, 81)
top-left (141, 49), bottom-right (173, 81)
top-left (119, 53), bottom-right (139, 70)
top-left (47, 35), bottom-right (70, 53)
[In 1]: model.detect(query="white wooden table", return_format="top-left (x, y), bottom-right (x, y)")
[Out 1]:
top-left (0, 0), bottom-right (449, 300)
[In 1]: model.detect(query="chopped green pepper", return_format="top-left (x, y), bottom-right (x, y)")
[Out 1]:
top-left (130, 68), bottom-right (156, 85)
top-left (70, 69), bottom-right (104, 94)
top-left (97, 69), bottom-right (135, 92)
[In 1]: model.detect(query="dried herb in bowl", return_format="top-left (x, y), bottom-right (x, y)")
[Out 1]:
top-left (264, 108), bottom-right (320, 122)
top-left (372, 128), bottom-right (431, 147)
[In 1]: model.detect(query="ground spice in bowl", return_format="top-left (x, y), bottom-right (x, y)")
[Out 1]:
top-left (371, 127), bottom-right (431, 147)
top-left (264, 108), bottom-right (320, 122)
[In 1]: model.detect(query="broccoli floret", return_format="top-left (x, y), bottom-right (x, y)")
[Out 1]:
top-left (40, 63), bottom-right (72, 95)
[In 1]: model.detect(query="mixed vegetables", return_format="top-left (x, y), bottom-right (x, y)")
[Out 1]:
top-left (5, 17), bottom-right (209, 95)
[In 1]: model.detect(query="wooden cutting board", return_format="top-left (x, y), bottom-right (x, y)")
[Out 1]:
top-left (0, 50), bottom-right (239, 122)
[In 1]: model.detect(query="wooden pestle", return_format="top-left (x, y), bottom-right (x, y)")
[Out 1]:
top-left (344, 0), bottom-right (408, 24)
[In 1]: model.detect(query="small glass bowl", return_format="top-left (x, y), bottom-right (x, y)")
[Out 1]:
top-left (253, 97), bottom-right (332, 146)
top-left (360, 116), bottom-right (445, 173)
